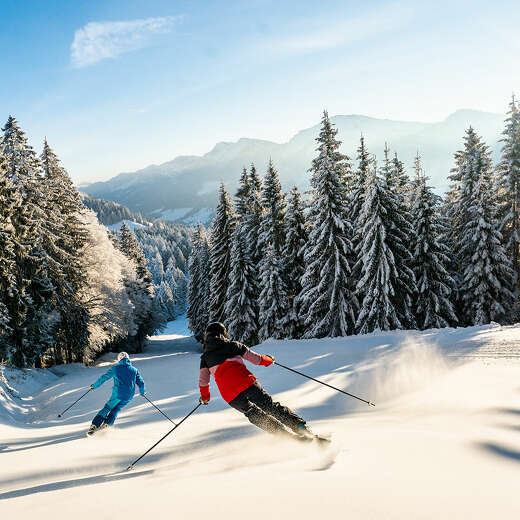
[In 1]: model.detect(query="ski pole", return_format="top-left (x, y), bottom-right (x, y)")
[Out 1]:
top-left (143, 395), bottom-right (178, 426)
top-left (274, 361), bottom-right (375, 407)
top-left (126, 402), bottom-right (201, 471)
top-left (57, 388), bottom-right (92, 418)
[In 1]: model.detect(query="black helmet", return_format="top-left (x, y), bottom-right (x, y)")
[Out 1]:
top-left (205, 321), bottom-right (228, 337)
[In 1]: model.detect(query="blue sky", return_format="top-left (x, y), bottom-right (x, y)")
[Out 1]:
top-left (1, 0), bottom-right (518, 183)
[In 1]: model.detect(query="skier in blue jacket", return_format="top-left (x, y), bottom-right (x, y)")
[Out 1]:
top-left (87, 352), bottom-right (146, 436)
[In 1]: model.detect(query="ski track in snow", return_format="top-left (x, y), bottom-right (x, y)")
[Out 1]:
top-left (1, 320), bottom-right (520, 519)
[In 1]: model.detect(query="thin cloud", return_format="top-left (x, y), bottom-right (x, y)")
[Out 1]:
top-left (71, 16), bottom-right (181, 68)
top-left (257, 5), bottom-right (414, 58)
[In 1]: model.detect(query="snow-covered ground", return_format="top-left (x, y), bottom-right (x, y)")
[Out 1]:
top-left (2, 321), bottom-right (520, 518)
top-left (106, 219), bottom-right (149, 231)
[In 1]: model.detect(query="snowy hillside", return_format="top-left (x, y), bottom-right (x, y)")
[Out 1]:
top-left (1, 321), bottom-right (520, 518)
top-left (151, 207), bottom-right (214, 225)
top-left (106, 219), bottom-right (149, 231)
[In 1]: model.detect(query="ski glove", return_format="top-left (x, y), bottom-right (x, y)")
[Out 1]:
top-left (199, 385), bottom-right (210, 404)
top-left (259, 355), bottom-right (274, 367)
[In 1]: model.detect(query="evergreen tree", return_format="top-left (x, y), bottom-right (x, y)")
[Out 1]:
top-left (187, 224), bottom-right (211, 341)
top-left (258, 160), bottom-right (286, 253)
top-left (258, 242), bottom-right (289, 340)
top-left (411, 166), bottom-right (458, 329)
top-left (225, 170), bottom-right (259, 344)
top-left (448, 127), bottom-right (515, 324)
top-left (235, 167), bottom-right (251, 219)
top-left (390, 151), bottom-right (411, 197)
top-left (381, 145), bottom-right (417, 328)
top-left (119, 223), bottom-right (156, 350)
top-left (149, 250), bottom-right (164, 285)
top-left (355, 165), bottom-right (416, 333)
top-left (350, 135), bottom-right (372, 229)
top-left (257, 160), bottom-right (288, 338)
top-left (225, 226), bottom-right (259, 344)
top-left (172, 268), bottom-right (187, 316)
top-left (40, 140), bottom-right (90, 364)
top-left (282, 186), bottom-right (308, 338)
top-left (243, 163), bottom-right (263, 266)
top-left (208, 184), bottom-right (235, 323)
top-left (298, 111), bottom-right (357, 338)
top-left (496, 95), bottom-right (520, 289)
top-left (0, 153), bottom-right (18, 360)
top-left (0, 117), bottom-right (47, 366)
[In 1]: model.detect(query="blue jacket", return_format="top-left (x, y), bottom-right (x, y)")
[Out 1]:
top-left (92, 357), bottom-right (146, 402)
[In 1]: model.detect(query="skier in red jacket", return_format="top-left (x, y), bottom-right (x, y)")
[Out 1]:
top-left (199, 322), bottom-right (315, 441)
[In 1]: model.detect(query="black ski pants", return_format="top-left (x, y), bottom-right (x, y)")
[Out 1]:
top-left (228, 382), bottom-right (305, 436)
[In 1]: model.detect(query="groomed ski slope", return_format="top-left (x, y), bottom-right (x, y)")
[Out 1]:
top-left (1, 318), bottom-right (520, 519)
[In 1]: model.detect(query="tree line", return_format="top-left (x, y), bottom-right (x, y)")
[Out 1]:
top-left (82, 196), bottom-right (192, 323)
top-left (187, 96), bottom-right (520, 344)
top-left (0, 117), bottom-right (186, 367)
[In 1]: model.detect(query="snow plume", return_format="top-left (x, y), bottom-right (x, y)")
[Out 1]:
top-left (71, 16), bottom-right (181, 68)
top-left (348, 337), bottom-right (450, 407)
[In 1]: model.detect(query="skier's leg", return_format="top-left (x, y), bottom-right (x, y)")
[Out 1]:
top-left (104, 399), bottom-right (129, 426)
top-left (91, 397), bottom-right (119, 427)
top-left (246, 382), bottom-right (306, 434)
top-left (228, 388), bottom-right (294, 437)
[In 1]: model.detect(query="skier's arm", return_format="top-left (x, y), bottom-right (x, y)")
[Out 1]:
top-left (135, 369), bottom-right (146, 396)
top-left (91, 367), bottom-right (115, 389)
top-left (199, 359), bottom-right (211, 403)
top-left (235, 342), bottom-right (274, 367)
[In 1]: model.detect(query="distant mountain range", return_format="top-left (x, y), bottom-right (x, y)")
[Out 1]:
top-left (82, 110), bottom-right (506, 223)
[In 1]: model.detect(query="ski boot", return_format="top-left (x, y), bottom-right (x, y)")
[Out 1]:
top-left (86, 424), bottom-right (98, 437)
top-left (297, 423), bottom-right (332, 446)
top-left (296, 423), bottom-right (315, 443)
top-left (98, 423), bottom-right (110, 432)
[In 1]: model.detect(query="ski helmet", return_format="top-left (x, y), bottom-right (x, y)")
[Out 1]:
top-left (205, 322), bottom-right (228, 338)
top-left (117, 351), bottom-right (129, 361)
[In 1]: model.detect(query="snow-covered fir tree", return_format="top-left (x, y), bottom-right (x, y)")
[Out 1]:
top-left (225, 169), bottom-right (259, 344)
top-left (447, 127), bottom-right (516, 324)
top-left (258, 242), bottom-right (289, 341)
top-left (156, 280), bottom-right (176, 320)
top-left (258, 160), bottom-right (286, 253)
top-left (208, 183), bottom-right (235, 323)
top-left (118, 222), bottom-right (157, 350)
top-left (0, 117), bottom-right (48, 366)
top-left (187, 224), bottom-right (211, 341)
top-left (244, 163), bottom-right (263, 266)
top-left (172, 268), bottom-right (187, 316)
top-left (257, 160), bottom-right (288, 339)
top-left (298, 111), bottom-right (357, 338)
top-left (282, 186), bottom-right (308, 338)
top-left (496, 94), bottom-right (520, 288)
top-left (225, 227), bottom-right (259, 344)
top-left (377, 144), bottom-right (417, 328)
top-left (350, 135), bottom-right (372, 229)
top-left (411, 164), bottom-right (457, 329)
top-left (40, 140), bottom-right (90, 364)
top-left (0, 153), bottom-right (19, 361)
top-left (355, 164), bottom-right (417, 334)
top-left (390, 151), bottom-right (411, 198)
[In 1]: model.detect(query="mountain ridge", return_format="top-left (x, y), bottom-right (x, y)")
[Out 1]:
top-left (82, 109), bottom-right (506, 219)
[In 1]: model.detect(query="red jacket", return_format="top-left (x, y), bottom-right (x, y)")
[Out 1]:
top-left (199, 334), bottom-right (273, 403)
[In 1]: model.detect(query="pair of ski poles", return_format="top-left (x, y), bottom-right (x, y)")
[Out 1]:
top-left (57, 361), bottom-right (375, 471)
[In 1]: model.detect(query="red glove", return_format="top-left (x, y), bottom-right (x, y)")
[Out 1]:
top-left (199, 385), bottom-right (210, 404)
top-left (259, 355), bottom-right (274, 367)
